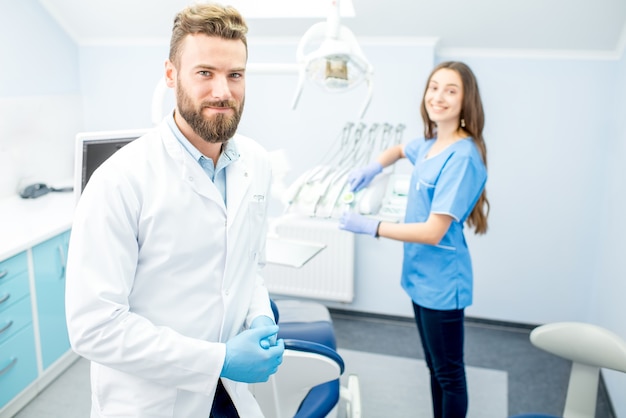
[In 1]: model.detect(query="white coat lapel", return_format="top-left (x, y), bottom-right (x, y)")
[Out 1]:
top-left (160, 123), bottom-right (226, 209)
top-left (226, 156), bottom-right (251, 229)
top-left (182, 160), bottom-right (225, 205)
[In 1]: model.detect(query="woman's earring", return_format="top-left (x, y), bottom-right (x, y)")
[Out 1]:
top-left (460, 118), bottom-right (466, 128)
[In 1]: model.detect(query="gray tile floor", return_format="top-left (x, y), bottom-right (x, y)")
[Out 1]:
top-left (338, 348), bottom-right (507, 417)
top-left (13, 357), bottom-right (90, 418)
top-left (9, 310), bottom-right (617, 418)
top-left (12, 347), bottom-right (506, 418)
top-left (330, 310), bottom-right (616, 417)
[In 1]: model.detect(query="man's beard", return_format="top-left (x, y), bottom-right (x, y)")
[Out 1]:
top-left (176, 84), bottom-right (244, 144)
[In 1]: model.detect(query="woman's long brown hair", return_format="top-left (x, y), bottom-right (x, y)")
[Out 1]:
top-left (420, 61), bottom-right (490, 234)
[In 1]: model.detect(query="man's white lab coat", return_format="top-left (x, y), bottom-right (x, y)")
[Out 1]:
top-left (65, 121), bottom-right (274, 417)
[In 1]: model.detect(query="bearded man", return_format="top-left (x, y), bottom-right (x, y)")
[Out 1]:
top-left (65, 4), bottom-right (283, 417)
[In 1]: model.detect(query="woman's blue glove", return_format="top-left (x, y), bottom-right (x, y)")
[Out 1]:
top-left (220, 325), bottom-right (285, 383)
top-left (251, 315), bottom-right (277, 348)
top-left (346, 161), bottom-right (383, 192)
top-left (339, 211), bottom-right (380, 237)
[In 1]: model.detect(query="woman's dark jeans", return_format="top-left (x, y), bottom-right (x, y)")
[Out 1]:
top-left (413, 303), bottom-right (468, 418)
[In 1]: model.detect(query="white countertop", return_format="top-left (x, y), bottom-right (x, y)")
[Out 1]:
top-left (0, 192), bottom-right (75, 260)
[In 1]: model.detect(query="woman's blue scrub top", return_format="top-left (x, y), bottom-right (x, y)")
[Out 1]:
top-left (402, 137), bottom-right (487, 310)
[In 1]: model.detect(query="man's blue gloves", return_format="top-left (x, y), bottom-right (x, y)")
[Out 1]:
top-left (250, 315), bottom-right (278, 348)
top-left (346, 161), bottom-right (383, 192)
top-left (220, 320), bottom-right (284, 383)
top-left (339, 211), bottom-right (380, 237)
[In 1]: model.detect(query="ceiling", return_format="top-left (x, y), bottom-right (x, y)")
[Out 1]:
top-left (39, 0), bottom-right (626, 55)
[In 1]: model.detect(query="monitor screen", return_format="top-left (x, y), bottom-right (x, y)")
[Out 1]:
top-left (73, 129), bottom-right (149, 202)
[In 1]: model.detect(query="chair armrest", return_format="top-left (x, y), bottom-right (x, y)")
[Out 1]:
top-left (283, 339), bottom-right (345, 374)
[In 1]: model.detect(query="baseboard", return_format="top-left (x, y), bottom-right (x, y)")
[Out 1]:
top-left (328, 307), bottom-right (415, 324)
top-left (464, 316), bottom-right (538, 331)
top-left (328, 307), bottom-right (539, 331)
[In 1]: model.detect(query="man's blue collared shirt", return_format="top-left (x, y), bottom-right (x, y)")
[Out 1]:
top-left (166, 113), bottom-right (239, 204)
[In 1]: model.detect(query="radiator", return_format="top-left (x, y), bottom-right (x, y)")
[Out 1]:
top-left (263, 216), bottom-right (355, 303)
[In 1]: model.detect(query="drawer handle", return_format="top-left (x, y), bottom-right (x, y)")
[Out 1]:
top-left (0, 270), bottom-right (7, 280)
top-left (0, 357), bottom-right (17, 376)
top-left (0, 320), bottom-right (13, 335)
top-left (0, 293), bottom-right (10, 305)
top-left (57, 244), bottom-right (67, 279)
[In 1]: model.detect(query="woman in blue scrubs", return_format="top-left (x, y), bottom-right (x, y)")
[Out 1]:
top-left (339, 61), bottom-right (489, 418)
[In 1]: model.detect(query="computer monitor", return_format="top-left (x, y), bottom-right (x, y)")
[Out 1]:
top-left (73, 129), bottom-right (149, 202)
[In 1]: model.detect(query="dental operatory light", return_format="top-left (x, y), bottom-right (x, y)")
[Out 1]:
top-left (291, 0), bottom-right (374, 119)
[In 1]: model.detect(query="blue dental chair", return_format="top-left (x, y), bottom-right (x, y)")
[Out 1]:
top-left (250, 299), bottom-right (361, 418)
top-left (511, 322), bottom-right (626, 418)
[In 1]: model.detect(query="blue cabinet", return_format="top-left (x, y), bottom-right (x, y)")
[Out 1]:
top-left (32, 231), bottom-right (71, 369)
top-left (0, 252), bottom-right (38, 409)
top-left (0, 325), bottom-right (38, 408)
top-left (0, 195), bottom-right (75, 415)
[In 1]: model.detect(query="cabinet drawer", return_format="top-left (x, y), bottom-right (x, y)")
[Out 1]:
top-left (0, 252), bottom-right (27, 284)
top-left (33, 231), bottom-right (71, 369)
top-left (0, 325), bottom-right (38, 408)
top-left (0, 273), bottom-right (29, 314)
top-left (0, 297), bottom-right (32, 345)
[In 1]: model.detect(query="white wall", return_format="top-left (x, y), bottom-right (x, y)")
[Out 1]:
top-left (0, 0), bottom-right (82, 199)
top-left (458, 56), bottom-right (615, 324)
top-left (78, 44), bottom-right (166, 131)
top-left (590, 47), bottom-right (626, 417)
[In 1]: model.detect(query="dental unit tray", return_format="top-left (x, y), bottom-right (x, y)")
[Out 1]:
top-left (265, 237), bottom-right (326, 268)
